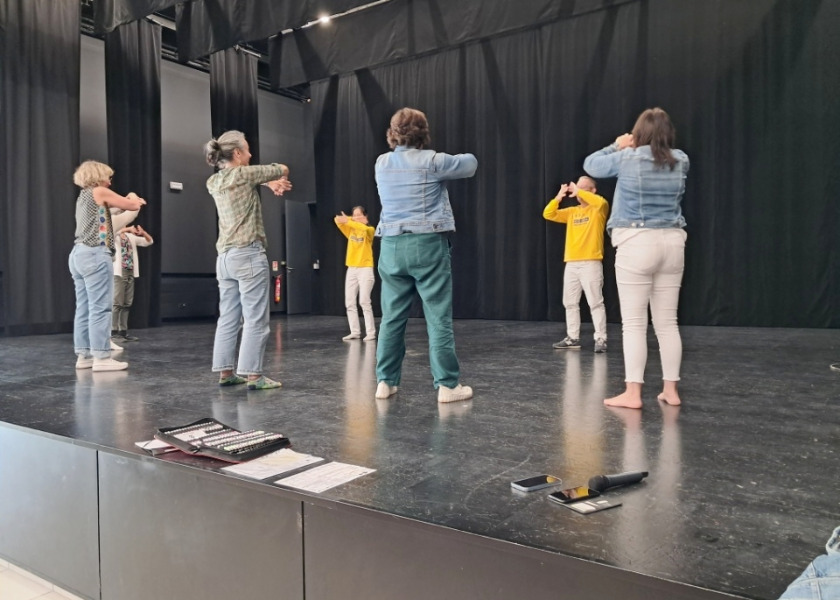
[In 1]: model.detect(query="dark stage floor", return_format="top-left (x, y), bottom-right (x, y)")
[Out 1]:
top-left (1, 316), bottom-right (838, 600)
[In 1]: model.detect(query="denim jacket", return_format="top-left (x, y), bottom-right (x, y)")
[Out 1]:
top-left (375, 146), bottom-right (478, 237)
top-left (778, 526), bottom-right (840, 600)
top-left (583, 144), bottom-right (689, 234)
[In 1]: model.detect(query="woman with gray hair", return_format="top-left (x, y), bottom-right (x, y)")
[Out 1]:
top-left (204, 130), bottom-right (292, 390)
top-left (70, 160), bottom-right (146, 371)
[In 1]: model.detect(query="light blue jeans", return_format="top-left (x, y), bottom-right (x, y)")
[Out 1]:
top-left (779, 526), bottom-right (840, 599)
top-left (69, 244), bottom-right (114, 359)
top-left (376, 233), bottom-right (460, 389)
top-left (212, 243), bottom-right (270, 375)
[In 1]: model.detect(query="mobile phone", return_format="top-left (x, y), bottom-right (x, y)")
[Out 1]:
top-left (547, 486), bottom-right (601, 504)
top-left (510, 475), bottom-right (562, 492)
top-left (562, 497), bottom-right (622, 514)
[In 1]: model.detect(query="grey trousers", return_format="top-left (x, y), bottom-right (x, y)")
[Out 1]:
top-left (112, 274), bottom-right (135, 331)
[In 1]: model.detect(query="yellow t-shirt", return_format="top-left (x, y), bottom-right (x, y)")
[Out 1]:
top-left (335, 220), bottom-right (375, 267)
top-left (542, 189), bottom-right (609, 262)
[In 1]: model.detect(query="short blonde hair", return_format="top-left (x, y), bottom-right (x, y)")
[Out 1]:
top-left (577, 176), bottom-right (597, 192)
top-left (73, 161), bottom-right (114, 188)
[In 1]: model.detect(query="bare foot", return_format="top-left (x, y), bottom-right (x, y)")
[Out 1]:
top-left (657, 380), bottom-right (681, 406)
top-left (604, 391), bottom-right (643, 409)
top-left (657, 391), bottom-right (681, 405)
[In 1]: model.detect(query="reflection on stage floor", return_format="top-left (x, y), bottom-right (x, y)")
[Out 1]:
top-left (0, 316), bottom-right (838, 600)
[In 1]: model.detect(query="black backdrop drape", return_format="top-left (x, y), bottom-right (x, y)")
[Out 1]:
top-left (311, 0), bottom-right (840, 328)
top-left (94, 0), bottom-right (178, 34)
top-left (0, 0), bottom-right (79, 335)
top-left (176, 0), bottom-right (376, 62)
top-left (105, 19), bottom-right (163, 328)
top-left (271, 0), bottom-right (637, 88)
top-left (210, 48), bottom-right (260, 164)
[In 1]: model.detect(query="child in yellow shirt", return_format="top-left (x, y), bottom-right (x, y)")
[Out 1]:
top-left (334, 206), bottom-right (376, 341)
top-left (542, 176), bottom-right (609, 352)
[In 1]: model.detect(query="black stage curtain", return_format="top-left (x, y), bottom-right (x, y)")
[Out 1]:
top-left (176, 0), bottom-right (376, 62)
top-left (271, 0), bottom-right (636, 88)
top-left (93, 0), bottom-right (179, 34)
top-left (312, 36), bottom-right (547, 321)
top-left (105, 19), bottom-right (163, 328)
top-left (0, 0), bottom-right (79, 335)
top-left (311, 0), bottom-right (840, 328)
top-left (209, 48), bottom-right (260, 164)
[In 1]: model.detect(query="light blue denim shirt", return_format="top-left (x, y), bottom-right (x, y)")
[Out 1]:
top-left (374, 146), bottom-right (478, 237)
top-left (583, 144), bottom-right (689, 235)
top-left (778, 525), bottom-right (840, 600)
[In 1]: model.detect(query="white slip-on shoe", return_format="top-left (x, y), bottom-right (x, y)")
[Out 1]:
top-left (92, 357), bottom-right (128, 372)
top-left (438, 384), bottom-right (473, 403)
top-left (76, 354), bottom-right (94, 369)
top-left (375, 381), bottom-right (398, 399)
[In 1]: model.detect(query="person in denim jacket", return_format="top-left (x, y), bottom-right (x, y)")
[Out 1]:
top-left (373, 108), bottom-right (477, 404)
top-left (779, 525), bottom-right (840, 599)
top-left (584, 108), bottom-right (689, 409)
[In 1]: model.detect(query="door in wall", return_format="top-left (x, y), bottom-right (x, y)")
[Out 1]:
top-left (284, 200), bottom-right (313, 314)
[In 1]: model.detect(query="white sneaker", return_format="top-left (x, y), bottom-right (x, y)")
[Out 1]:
top-left (363, 333), bottom-right (377, 341)
top-left (342, 333), bottom-right (361, 341)
top-left (110, 340), bottom-right (124, 352)
top-left (92, 357), bottom-right (128, 372)
top-left (438, 384), bottom-right (473, 403)
top-left (76, 354), bottom-right (94, 369)
top-left (375, 381), bottom-right (398, 399)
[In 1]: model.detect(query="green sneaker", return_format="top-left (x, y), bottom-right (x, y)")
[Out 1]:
top-left (219, 375), bottom-right (248, 387)
top-left (247, 376), bottom-right (282, 390)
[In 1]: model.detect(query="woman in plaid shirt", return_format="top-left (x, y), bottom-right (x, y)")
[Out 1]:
top-left (204, 130), bottom-right (291, 390)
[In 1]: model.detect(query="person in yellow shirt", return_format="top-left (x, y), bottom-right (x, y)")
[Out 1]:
top-left (334, 206), bottom-right (376, 341)
top-left (542, 176), bottom-right (609, 352)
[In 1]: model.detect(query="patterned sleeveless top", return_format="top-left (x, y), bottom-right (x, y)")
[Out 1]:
top-left (74, 187), bottom-right (114, 254)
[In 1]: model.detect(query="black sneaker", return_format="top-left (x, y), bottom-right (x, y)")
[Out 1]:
top-left (552, 337), bottom-right (581, 350)
top-left (122, 331), bottom-right (139, 342)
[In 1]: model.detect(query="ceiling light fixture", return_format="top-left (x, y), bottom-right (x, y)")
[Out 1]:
top-left (276, 0), bottom-right (393, 34)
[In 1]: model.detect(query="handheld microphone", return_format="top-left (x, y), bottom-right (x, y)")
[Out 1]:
top-left (588, 470), bottom-right (649, 492)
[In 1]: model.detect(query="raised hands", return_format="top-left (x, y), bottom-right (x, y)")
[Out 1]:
top-left (126, 192), bottom-right (147, 206)
top-left (266, 176), bottom-right (293, 196)
top-left (334, 211), bottom-right (350, 225)
top-left (615, 133), bottom-right (635, 150)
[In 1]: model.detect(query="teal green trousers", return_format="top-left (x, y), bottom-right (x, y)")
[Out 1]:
top-left (376, 233), bottom-right (460, 389)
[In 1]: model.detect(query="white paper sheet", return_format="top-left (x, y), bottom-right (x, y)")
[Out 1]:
top-left (274, 461), bottom-right (375, 493)
top-left (221, 448), bottom-right (323, 480)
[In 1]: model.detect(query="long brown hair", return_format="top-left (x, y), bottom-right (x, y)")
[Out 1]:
top-left (631, 108), bottom-right (677, 169)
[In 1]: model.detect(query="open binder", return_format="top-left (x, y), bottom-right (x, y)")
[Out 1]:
top-left (155, 417), bottom-right (290, 463)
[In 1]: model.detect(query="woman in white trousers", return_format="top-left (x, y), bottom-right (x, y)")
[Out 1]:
top-left (584, 108), bottom-right (690, 408)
